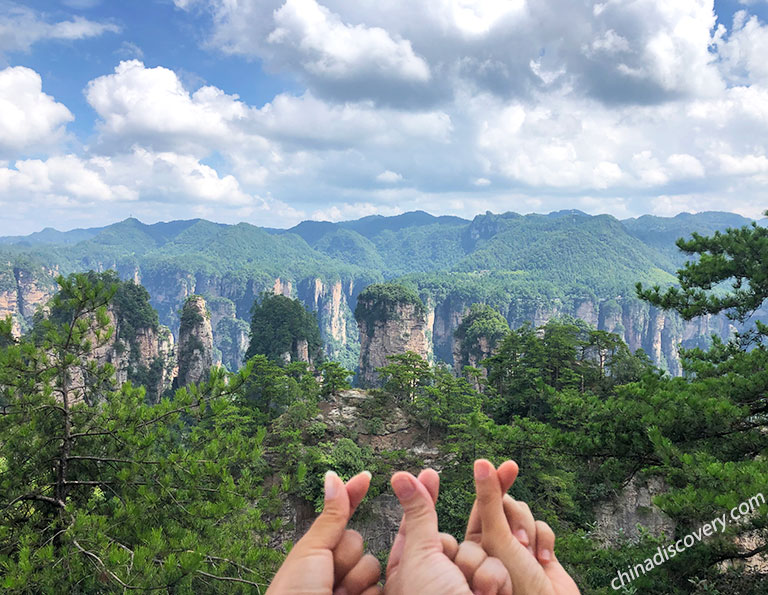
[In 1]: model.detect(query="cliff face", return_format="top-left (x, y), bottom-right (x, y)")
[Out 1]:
top-left (0, 259), bottom-right (745, 378)
top-left (0, 263), bottom-right (56, 337)
top-left (355, 286), bottom-right (430, 387)
top-left (177, 296), bottom-right (214, 386)
top-left (431, 295), bottom-right (739, 376)
top-left (135, 271), bottom-right (358, 368)
top-left (594, 476), bottom-right (676, 546)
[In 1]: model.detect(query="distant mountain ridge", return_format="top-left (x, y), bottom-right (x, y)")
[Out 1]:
top-left (0, 209), bottom-right (763, 374)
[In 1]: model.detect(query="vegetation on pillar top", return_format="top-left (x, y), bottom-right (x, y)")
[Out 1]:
top-left (246, 291), bottom-right (323, 365)
top-left (454, 304), bottom-right (510, 357)
top-left (354, 283), bottom-right (426, 331)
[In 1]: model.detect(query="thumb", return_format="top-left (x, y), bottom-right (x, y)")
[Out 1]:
top-left (300, 471), bottom-right (351, 551)
top-left (391, 472), bottom-right (440, 556)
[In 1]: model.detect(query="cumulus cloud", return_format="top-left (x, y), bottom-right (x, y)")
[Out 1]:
top-left (4, 1), bottom-right (768, 232)
top-left (86, 60), bottom-right (251, 154)
top-left (179, 0), bottom-right (729, 106)
top-left (376, 170), bottom-right (403, 183)
top-left (0, 66), bottom-right (73, 157)
top-left (0, 149), bottom-right (304, 232)
top-left (0, 2), bottom-right (119, 57)
top-left (268, 0), bottom-right (430, 83)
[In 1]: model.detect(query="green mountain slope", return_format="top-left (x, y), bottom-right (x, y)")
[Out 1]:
top-left (1, 209), bottom-right (762, 374)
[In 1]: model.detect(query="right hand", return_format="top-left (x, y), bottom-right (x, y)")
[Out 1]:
top-left (470, 459), bottom-right (580, 595)
top-left (384, 470), bottom-right (511, 595)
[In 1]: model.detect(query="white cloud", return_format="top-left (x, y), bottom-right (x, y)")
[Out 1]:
top-left (268, 0), bottom-right (430, 82)
top-left (0, 3), bottom-right (119, 56)
top-left (0, 66), bottom-right (73, 157)
top-left (6, 0), bottom-right (768, 231)
top-left (376, 170), bottom-right (403, 183)
top-left (86, 60), bottom-right (255, 155)
top-left (182, 0), bottom-right (728, 106)
top-left (311, 202), bottom-right (403, 222)
top-left (667, 153), bottom-right (706, 178)
top-left (0, 149), bottom-right (304, 231)
top-left (717, 11), bottom-right (768, 85)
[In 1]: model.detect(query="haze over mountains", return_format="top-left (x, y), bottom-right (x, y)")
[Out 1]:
top-left (1, 209), bottom-right (765, 374)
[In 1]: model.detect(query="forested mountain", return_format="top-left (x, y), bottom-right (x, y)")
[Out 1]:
top-left (2, 215), bottom-right (767, 593)
top-left (0, 210), bottom-right (761, 373)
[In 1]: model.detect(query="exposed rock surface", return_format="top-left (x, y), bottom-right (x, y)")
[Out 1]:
top-left (594, 476), bottom-right (676, 546)
top-left (355, 285), bottom-right (430, 387)
top-left (0, 263), bottom-right (56, 337)
top-left (272, 389), bottom-right (441, 556)
top-left (0, 259), bottom-right (753, 377)
top-left (177, 296), bottom-right (214, 386)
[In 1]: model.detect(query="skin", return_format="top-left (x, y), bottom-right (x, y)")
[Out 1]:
top-left (470, 459), bottom-right (581, 595)
top-left (384, 470), bottom-right (512, 595)
top-left (266, 470), bottom-right (382, 595)
top-left (267, 460), bottom-right (580, 595)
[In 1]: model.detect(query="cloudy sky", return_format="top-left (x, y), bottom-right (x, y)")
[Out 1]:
top-left (1, 0), bottom-right (767, 234)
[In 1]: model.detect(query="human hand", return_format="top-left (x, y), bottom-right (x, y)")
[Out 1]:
top-left (266, 470), bottom-right (382, 595)
top-left (384, 470), bottom-right (511, 595)
top-left (470, 459), bottom-right (580, 595)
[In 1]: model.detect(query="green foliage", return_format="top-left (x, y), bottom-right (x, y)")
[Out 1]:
top-left (638, 211), bottom-right (768, 323)
top-left (247, 292), bottom-right (324, 366)
top-left (453, 303), bottom-right (510, 367)
top-left (377, 351), bottom-right (433, 402)
top-left (0, 273), bottom-right (280, 591)
top-left (318, 361), bottom-right (353, 397)
top-left (354, 283), bottom-right (426, 335)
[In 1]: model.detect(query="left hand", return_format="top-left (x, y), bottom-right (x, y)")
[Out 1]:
top-left (266, 470), bottom-right (382, 595)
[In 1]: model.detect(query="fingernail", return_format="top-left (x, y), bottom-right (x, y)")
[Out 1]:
top-left (392, 473), bottom-right (416, 500)
top-left (325, 470), bottom-right (339, 501)
top-left (539, 548), bottom-right (552, 562)
top-left (362, 470), bottom-right (372, 480)
top-left (474, 460), bottom-right (491, 480)
top-left (515, 528), bottom-right (529, 546)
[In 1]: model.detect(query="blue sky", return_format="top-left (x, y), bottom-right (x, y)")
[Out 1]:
top-left (1, 0), bottom-right (767, 234)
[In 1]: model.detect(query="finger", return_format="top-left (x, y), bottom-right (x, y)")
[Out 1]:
top-left (332, 529), bottom-right (364, 583)
top-left (358, 586), bottom-right (384, 595)
top-left (417, 468), bottom-right (440, 504)
top-left (504, 496), bottom-right (537, 556)
top-left (497, 460), bottom-right (519, 494)
top-left (346, 471), bottom-right (372, 516)
top-left (387, 469), bottom-right (440, 576)
top-left (465, 500), bottom-right (481, 543)
top-left (466, 460), bottom-right (518, 542)
top-left (338, 554), bottom-right (381, 595)
top-left (391, 472), bottom-right (440, 555)
top-left (454, 540), bottom-right (488, 583)
top-left (472, 556), bottom-right (513, 595)
top-left (535, 520), bottom-right (581, 592)
top-left (440, 532), bottom-right (459, 561)
top-left (300, 470), bottom-right (350, 551)
top-left (473, 460), bottom-right (512, 549)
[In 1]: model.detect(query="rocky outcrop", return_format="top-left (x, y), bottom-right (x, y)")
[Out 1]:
top-left (594, 476), bottom-right (676, 546)
top-left (177, 296), bottom-right (214, 386)
top-left (355, 284), bottom-right (430, 387)
top-left (428, 294), bottom-right (740, 376)
top-left (206, 296), bottom-right (249, 371)
top-left (273, 389), bottom-right (440, 556)
top-left (0, 263), bottom-right (56, 337)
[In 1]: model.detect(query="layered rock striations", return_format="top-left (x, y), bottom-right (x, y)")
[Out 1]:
top-left (355, 284), bottom-right (429, 387)
top-left (177, 295), bottom-right (214, 386)
top-left (0, 262), bottom-right (56, 337)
